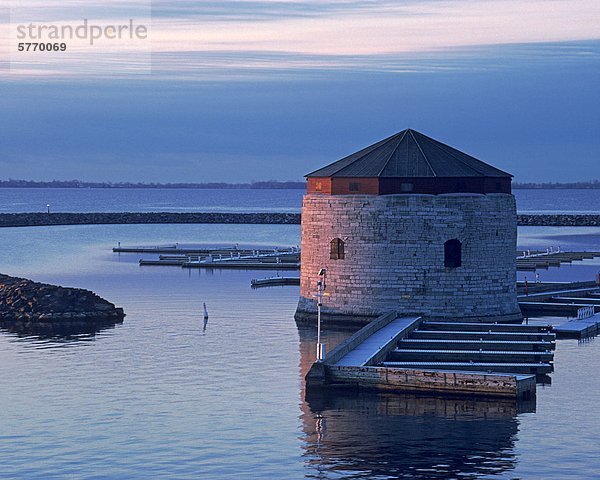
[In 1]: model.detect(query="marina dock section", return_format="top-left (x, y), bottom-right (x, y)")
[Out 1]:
top-left (516, 250), bottom-right (600, 271)
top-left (517, 282), bottom-right (600, 318)
top-left (306, 313), bottom-right (546, 400)
top-left (116, 244), bottom-right (301, 271)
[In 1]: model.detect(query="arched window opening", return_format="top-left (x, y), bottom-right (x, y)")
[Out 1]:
top-left (444, 239), bottom-right (462, 268)
top-left (330, 238), bottom-right (345, 260)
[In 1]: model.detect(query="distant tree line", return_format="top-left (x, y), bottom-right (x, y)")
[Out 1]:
top-left (1, 178), bottom-right (599, 189)
top-left (0, 179), bottom-right (306, 189)
top-left (513, 180), bottom-right (600, 189)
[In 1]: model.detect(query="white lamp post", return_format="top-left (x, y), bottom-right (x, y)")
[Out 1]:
top-left (316, 268), bottom-right (327, 362)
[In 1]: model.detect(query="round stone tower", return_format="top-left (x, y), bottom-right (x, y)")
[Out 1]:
top-left (295, 129), bottom-right (522, 326)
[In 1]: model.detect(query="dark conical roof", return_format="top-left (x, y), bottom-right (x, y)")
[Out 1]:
top-left (306, 129), bottom-right (512, 178)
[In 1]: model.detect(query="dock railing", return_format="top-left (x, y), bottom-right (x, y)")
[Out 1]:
top-left (577, 306), bottom-right (595, 320)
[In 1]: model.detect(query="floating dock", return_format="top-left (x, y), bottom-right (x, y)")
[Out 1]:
top-left (516, 251), bottom-right (600, 271)
top-left (182, 261), bottom-right (300, 270)
top-left (518, 283), bottom-right (600, 317)
top-left (250, 277), bottom-right (300, 288)
top-left (552, 311), bottom-right (600, 338)
top-left (126, 245), bottom-right (301, 270)
top-left (306, 313), bottom-right (547, 399)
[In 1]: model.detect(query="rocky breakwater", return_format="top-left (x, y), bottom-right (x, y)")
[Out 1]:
top-left (0, 274), bottom-right (125, 335)
top-left (517, 214), bottom-right (600, 226)
top-left (0, 212), bottom-right (302, 228)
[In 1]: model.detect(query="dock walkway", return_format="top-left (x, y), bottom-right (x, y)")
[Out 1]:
top-left (333, 316), bottom-right (421, 367)
top-left (516, 251), bottom-right (600, 271)
top-left (553, 312), bottom-right (600, 338)
top-left (307, 313), bottom-right (546, 399)
top-left (518, 285), bottom-right (600, 318)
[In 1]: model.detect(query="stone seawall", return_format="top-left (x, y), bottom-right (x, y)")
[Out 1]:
top-left (0, 212), bottom-right (598, 228)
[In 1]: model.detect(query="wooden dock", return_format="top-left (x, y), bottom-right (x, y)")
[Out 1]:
top-left (518, 284), bottom-right (600, 317)
top-left (516, 251), bottom-right (600, 271)
top-left (306, 313), bottom-right (546, 399)
top-left (250, 277), bottom-right (300, 288)
top-left (552, 312), bottom-right (600, 338)
top-left (115, 244), bottom-right (297, 255)
top-left (182, 260), bottom-right (300, 270)
top-left (126, 245), bottom-right (301, 270)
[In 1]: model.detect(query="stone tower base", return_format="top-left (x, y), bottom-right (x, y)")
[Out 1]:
top-left (295, 193), bottom-right (523, 327)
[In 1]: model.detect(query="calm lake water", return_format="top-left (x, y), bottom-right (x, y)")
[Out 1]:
top-left (0, 192), bottom-right (599, 479)
top-left (0, 187), bottom-right (600, 214)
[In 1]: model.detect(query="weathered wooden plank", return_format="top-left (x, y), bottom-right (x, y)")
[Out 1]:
top-left (381, 361), bottom-right (553, 375)
top-left (327, 366), bottom-right (536, 399)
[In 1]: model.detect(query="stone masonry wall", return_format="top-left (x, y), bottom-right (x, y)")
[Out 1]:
top-left (295, 193), bottom-right (522, 324)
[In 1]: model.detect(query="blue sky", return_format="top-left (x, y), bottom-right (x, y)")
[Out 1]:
top-left (0, 1), bottom-right (599, 183)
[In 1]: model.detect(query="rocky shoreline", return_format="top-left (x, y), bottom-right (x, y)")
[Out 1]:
top-left (0, 212), bottom-right (599, 227)
top-left (0, 274), bottom-right (125, 336)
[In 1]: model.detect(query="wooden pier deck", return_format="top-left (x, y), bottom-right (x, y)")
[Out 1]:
top-left (518, 284), bottom-right (600, 317)
top-left (552, 313), bottom-right (600, 338)
top-left (516, 251), bottom-right (600, 271)
top-left (250, 277), bottom-right (300, 288)
top-left (306, 313), bottom-right (545, 399)
top-left (182, 261), bottom-right (299, 270)
top-left (123, 244), bottom-right (301, 270)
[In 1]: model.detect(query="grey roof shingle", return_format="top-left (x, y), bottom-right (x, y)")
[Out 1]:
top-left (306, 129), bottom-right (512, 178)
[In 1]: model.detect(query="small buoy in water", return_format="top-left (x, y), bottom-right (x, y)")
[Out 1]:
top-left (203, 302), bottom-right (209, 320)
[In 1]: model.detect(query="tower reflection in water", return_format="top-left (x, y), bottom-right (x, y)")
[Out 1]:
top-left (298, 326), bottom-right (533, 479)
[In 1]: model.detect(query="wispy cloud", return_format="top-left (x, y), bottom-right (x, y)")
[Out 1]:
top-left (2, 0), bottom-right (600, 79)
top-left (146, 41), bottom-right (600, 82)
top-left (157, 0), bottom-right (600, 54)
